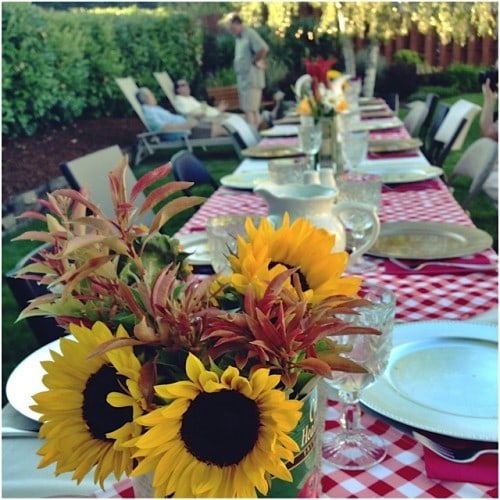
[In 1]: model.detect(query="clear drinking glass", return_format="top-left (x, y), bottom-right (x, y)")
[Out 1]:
top-left (205, 215), bottom-right (261, 274)
top-left (298, 124), bottom-right (323, 170)
top-left (336, 173), bottom-right (382, 273)
top-left (323, 283), bottom-right (396, 470)
top-left (341, 130), bottom-right (369, 170)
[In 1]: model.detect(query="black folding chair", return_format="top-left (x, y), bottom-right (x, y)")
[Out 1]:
top-left (5, 243), bottom-right (66, 346)
top-left (170, 150), bottom-right (219, 196)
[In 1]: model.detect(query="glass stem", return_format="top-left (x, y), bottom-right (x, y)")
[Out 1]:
top-left (338, 390), bottom-right (361, 436)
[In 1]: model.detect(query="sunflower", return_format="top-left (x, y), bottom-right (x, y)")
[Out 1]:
top-left (130, 353), bottom-right (303, 498)
top-left (30, 321), bottom-right (147, 487)
top-left (215, 214), bottom-right (361, 304)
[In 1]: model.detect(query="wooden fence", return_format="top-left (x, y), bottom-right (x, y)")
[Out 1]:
top-left (356, 26), bottom-right (498, 68)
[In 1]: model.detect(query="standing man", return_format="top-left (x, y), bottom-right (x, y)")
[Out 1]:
top-left (228, 14), bottom-right (269, 128)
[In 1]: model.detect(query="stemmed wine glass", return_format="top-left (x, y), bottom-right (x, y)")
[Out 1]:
top-left (298, 123), bottom-right (323, 170)
top-left (341, 129), bottom-right (369, 170)
top-left (336, 173), bottom-right (382, 273)
top-left (323, 283), bottom-right (396, 470)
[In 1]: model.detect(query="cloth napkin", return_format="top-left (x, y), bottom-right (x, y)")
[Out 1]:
top-left (424, 447), bottom-right (498, 486)
top-left (382, 179), bottom-right (442, 193)
top-left (367, 150), bottom-right (421, 160)
top-left (383, 254), bottom-right (497, 275)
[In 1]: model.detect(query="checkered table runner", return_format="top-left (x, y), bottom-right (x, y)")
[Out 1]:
top-left (93, 399), bottom-right (498, 498)
top-left (179, 180), bottom-right (498, 323)
top-left (93, 129), bottom-right (497, 498)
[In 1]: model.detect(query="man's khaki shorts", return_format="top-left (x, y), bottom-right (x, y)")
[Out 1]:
top-left (239, 88), bottom-right (262, 112)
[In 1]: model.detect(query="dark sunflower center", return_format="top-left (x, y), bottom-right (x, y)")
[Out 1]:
top-left (180, 389), bottom-right (260, 466)
top-left (269, 260), bottom-right (310, 291)
top-left (82, 364), bottom-right (132, 440)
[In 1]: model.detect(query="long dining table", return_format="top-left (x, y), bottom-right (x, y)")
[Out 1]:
top-left (2, 106), bottom-right (498, 498)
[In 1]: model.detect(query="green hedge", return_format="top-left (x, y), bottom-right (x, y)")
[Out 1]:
top-left (2, 3), bottom-right (203, 137)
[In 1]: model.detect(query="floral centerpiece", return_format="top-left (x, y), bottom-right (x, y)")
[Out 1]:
top-left (296, 56), bottom-right (349, 123)
top-left (13, 157), bottom-right (379, 498)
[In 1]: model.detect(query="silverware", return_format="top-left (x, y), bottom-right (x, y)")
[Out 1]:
top-left (2, 427), bottom-right (39, 438)
top-left (413, 431), bottom-right (498, 463)
top-left (389, 257), bottom-right (497, 272)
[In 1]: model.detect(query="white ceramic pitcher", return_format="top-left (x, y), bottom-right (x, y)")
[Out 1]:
top-left (254, 181), bottom-right (380, 263)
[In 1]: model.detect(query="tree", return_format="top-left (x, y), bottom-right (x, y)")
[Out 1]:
top-left (237, 2), bottom-right (498, 96)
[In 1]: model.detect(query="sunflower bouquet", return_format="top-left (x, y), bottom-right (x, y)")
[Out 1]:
top-left (297, 56), bottom-right (349, 123)
top-left (13, 156), bottom-right (378, 498)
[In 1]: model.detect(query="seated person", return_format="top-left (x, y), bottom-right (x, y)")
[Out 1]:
top-left (174, 77), bottom-right (284, 129)
top-left (479, 75), bottom-right (498, 205)
top-left (135, 87), bottom-right (226, 139)
top-left (174, 79), bottom-right (228, 119)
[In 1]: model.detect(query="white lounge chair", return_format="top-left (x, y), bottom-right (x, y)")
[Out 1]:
top-left (115, 77), bottom-right (189, 165)
top-left (60, 144), bottom-right (155, 226)
top-left (153, 71), bottom-right (182, 114)
top-left (222, 114), bottom-right (260, 160)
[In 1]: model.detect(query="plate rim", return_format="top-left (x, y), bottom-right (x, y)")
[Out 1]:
top-left (361, 320), bottom-right (498, 440)
top-left (367, 221), bottom-right (493, 259)
top-left (354, 118), bottom-right (403, 131)
top-left (357, 165), bottom-right (443, 184)
top-left (220, 171), bottom-right (270, 190)
top-left (6, 336), bottom-right (74, 421)
top-left (241, 145), bottom-right (303, 159)
top-left (368, 138), bottom-right (423, 153)
top-left (260, 125), bottom-right (298, 137)
top-left (176, 232), bottom-right (210, 265)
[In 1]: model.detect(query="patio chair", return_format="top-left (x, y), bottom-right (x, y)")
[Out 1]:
top-left (379, 93), bottom-right (400, 113)
top-left (418, 93), bottom-right (439, 144)
top-left (222, 114), bottom-right (260, 160)
top-left (5, 243), bottom-right (66, 346)
top-left (60, 144), bottom-right (155, 226)
top-left (422, 102), bottom-right (450, 164)
top-left (403, 101), bottom-right (428, 137)
top-left (153, 70), bottom-right (182, 113)
top-left (425, 99), bottom-right (481, 167)
top-left (117, 77), bottom-right (236, 165)
top-left (445, 137), bottom-right (498, 210)
top-left (115, 76), bottom-right (190, 165)
top-left (170, 149), bottom-right (219, 196)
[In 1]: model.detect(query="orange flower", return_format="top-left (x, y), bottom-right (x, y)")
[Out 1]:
top-left (297, 96), bottom-right (313, 116)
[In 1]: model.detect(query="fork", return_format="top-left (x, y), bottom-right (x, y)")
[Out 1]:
top-left (413, 431), bottom-right (498, 463)
top-left (388, 257), bottom-right (498, 272)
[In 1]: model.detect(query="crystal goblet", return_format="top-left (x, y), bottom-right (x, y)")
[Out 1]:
top-left (341, 129), bottom-right (369, 170)
top-left (323, 283), bottom-right (396, 470)
top-left (336, 173), bottom-right (382, 273)
top-left (298, 123), bottom-right (322, 170)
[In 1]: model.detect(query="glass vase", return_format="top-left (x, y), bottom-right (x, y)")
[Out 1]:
top-left (319, 116), bottom-right (339, 171)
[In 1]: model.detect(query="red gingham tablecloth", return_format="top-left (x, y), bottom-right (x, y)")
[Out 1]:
top-left (178, 180), bottom-right (498, 323)
top-left (93, 128), bottom-right (497, 498)
top-left (93, 399), bottom-right (498, 498)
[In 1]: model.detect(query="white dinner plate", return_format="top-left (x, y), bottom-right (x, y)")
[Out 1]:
top-left (260, 125), bottom-right (298, 137)
top-left (358, 103), bottom-right (388, 112)
top-left (361, 321), bottom-right (498, 440)
top-left (176, 232), bottom-right (211, 265)
top-left (367, 221), bottom-right (493, 260)
top-left (220, 170), bottom-right (270, 190)
top-left (353, 117), bottom-right (402, 131)
top-left (356, 164), bottom-right (443, 184)
top-left (6, 336), bottom-right (75, 421)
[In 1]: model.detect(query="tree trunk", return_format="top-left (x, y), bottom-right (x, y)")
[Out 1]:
top-left (362, 40), bottom-right (380, 97)
top-left (341, 36), bottom-right (356, 78)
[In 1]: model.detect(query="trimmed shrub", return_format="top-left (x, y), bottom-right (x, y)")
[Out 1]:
top-left (444, 63), bottom-right (484, 93)
top-left (2, 4), bottom-right (203, 137)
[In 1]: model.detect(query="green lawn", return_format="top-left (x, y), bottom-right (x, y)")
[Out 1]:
top-left (2, 92), bottom-right (497, 405)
